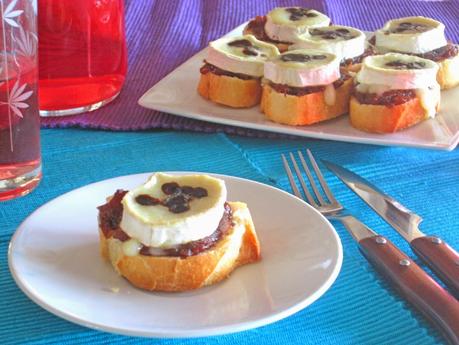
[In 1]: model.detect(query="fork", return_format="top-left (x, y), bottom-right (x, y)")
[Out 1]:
top-left (282, 150), bottom-right (459, 345)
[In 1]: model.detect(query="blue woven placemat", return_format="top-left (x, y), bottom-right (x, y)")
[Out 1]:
top-left (2, 128), bottom-right (458, 344)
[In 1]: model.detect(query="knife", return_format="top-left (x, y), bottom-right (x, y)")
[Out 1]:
top-left (323, 160), bottom-right (459, 298)
top-left (333, 215), bottom-right (459, 345)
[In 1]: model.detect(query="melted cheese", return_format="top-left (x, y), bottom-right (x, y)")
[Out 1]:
top-left (122, 239), bottom-right (142, 257)
top-left (324, 84), bottom-right (336, 106)
top-left (416, 86), bottom-right (440, 118)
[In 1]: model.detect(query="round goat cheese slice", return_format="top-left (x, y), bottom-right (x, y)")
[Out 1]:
top-left (264, 49), bottom-right (340, 87)
top-left (290, 25), bottom-right (366, 60)
top-left (265, 7), bottom-right (330, 43)
top-left (206, 35), bottom-right (280, 77)
top-left (357, 53), bottom-right (439, 89)
top-left (375, 16), bottom-right (447, 54)
top-left (120, 173), bottom-right (227, 248)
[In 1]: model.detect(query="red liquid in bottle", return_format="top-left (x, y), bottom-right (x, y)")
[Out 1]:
top-left (38, 0), bottom-right (127, 114)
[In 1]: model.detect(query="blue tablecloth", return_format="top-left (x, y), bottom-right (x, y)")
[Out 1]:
top-left (2, 128), bottom-right (458, 344)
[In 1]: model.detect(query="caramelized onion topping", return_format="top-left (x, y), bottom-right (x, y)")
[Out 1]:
top-left (269, 73), bottom-right (351, 96)
top-left (227, 39), bottom-right (262, 57)
top-left (390, 22), bottom-right (431, 34)
top-left (200, 62), bottom-right (257, 80)
top-left (416, 43), bottom-right (458, 62)
top-left (285, 7), bottom-right (318, 21)
top-left (97, 190), bottom-right (130, 241)
top-left (310, 27), bottom-right (357, 40)
top-left (353, 88), bottom-right (416, 106)
top-left (280, 53), bottom-right (327, 62)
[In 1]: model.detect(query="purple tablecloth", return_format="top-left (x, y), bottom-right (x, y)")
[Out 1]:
top-left (40, 0), bottom-right (459, 132)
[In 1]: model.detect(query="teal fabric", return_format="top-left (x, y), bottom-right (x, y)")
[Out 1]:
top-left (2, 128), bottom-right (458, 345)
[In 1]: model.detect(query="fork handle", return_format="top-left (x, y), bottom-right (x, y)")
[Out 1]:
top-left (359, 236), bottom-right (459, 345)
top-left (410, 236), bottom-right (459, 298)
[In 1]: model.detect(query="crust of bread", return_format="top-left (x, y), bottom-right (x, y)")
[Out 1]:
top-left (242, 25), bottom-right (290, 53)
top-left (198, 71), bottom-right (261, 108)
top-left (437, 52), bottom-right (459, 90)
top-left (260, 78), bottom-right (352, 126)
top-left (349, 95), bottom-right (433, 133)
top-left (99, 201), bottom-right (261, 292)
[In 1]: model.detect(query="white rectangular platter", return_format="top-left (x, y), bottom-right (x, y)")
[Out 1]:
top-left (139, 24), bottom-right (459, 151)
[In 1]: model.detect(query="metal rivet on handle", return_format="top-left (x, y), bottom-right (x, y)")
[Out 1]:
top-left (430, 237), bottom-right (442, 245)
top-left (375, 237), bottom-right (387, 245)
top-left (399, 259), bottom-right (411, 266)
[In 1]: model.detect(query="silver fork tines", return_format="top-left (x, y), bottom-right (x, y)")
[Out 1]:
top-left (282, 149), bottom-right (342, 214)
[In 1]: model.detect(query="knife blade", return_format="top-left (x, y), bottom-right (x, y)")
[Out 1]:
top-left (323, 160), bottom-right (459, 298)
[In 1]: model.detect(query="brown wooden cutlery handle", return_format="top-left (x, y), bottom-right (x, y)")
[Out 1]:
top-left (411, 236), bottom-right (459, 298)
top-left (359, 236), bottom-right (459, 345)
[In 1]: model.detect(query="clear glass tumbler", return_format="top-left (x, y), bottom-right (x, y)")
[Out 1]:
top-left (0, 0), bottom-right (41, 201)
top-left (38, 0), bottom-right (127, 116)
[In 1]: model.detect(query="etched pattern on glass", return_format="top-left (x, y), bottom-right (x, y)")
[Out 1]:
top-left (0, 0), bottom-right (37, 151)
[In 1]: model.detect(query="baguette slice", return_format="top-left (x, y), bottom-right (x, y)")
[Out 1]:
top-left (349, 95), bottom-right (434, 133)
top-left (437, 51), bottom-right (459, 90)
top-left (261, 78), bottom-right (352, 126)
top-left (198, 71), bottom-right (261, 108)
top-left (100, 201), bottom-right (261, 292)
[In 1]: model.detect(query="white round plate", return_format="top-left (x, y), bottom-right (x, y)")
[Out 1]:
top-left (9, 172), bottom-right (342, 338)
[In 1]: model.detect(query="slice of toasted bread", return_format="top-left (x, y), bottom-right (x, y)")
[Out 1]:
top-left (349, 95), bottom-right (431, 133)
top-left (437, 52), bottom-right (459, 90)
top-left (99, 201), bottom-right (260, 292)
top-left (260, 78), bottom-right (352, 126)
top-left (198, 71), bottom-right (262, 108)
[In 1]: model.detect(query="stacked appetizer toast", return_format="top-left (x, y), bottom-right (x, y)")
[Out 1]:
top-left (198, 7), bottom-right (459, 133)
top-left (98, 173), bottom-right (260, 292)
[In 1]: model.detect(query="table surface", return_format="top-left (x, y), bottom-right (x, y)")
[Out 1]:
top-left (2, 129), bottom-right (458, 345)
top-left (3, 0), bottom-right (459, 344)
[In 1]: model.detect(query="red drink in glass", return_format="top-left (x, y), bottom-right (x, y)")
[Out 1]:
top-left (38, 0), bottom-right (127, 116)
top-left (0, 56), bottom-right (41, 200)
top-left (1, 0), bottom-right (41, 201)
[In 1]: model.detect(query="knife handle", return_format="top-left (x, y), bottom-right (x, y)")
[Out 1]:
top-left (359, 236), bottom-right (459, 345)
top-left (411, 236), bottom-right (459, 298)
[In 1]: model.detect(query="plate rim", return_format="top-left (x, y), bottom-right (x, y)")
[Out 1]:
top-left (8, 171), bottom-right (343, 338)
top-left (138, 23), bottom-right (459, 151)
